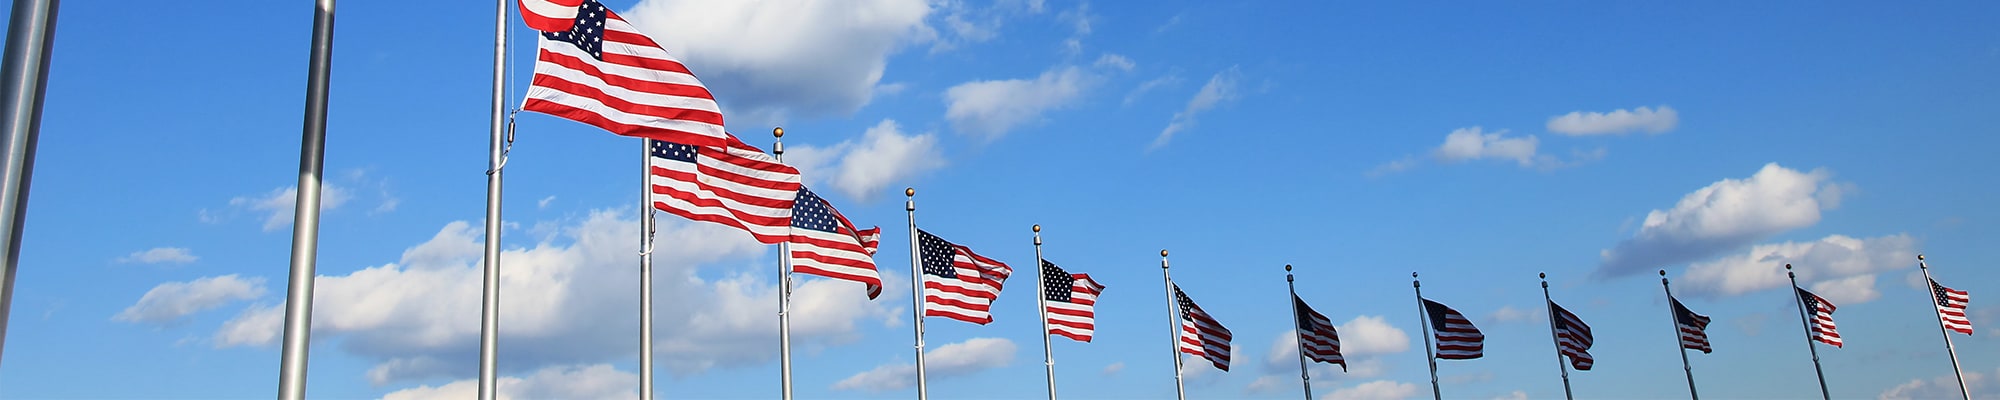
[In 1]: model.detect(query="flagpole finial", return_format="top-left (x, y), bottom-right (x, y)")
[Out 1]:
top-left (1285, 264), bottom-right (1292, 272)
top-left (1917, 254), bottom-right (1925, 261)
top-left (1412, 272), bottom-right (1420, 288)
top-left (1540, 272), bottom-right (1548, 288)
top-left (1033, 224), bottom-right (1041, 232)
top-left (773, 127), bottom-right (784, 138)
top-left (1659, 269), bottom-right (1667, 276)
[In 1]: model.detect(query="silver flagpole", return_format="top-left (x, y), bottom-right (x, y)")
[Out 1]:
top-left (276, 0), bottom-right (334, 397)
top-left (1785, 264), bottom-right (1831, 400)
top-left (0, 0), bottom-right (57, 367)
top-left (1160, 249), bottom-right (1185, 400)
top-left (639, 139), bottom-right (656, 400)
top-left (476, 0), bottom-right (509, 396)
top-left (1917, 255), bottom-right (1971, 400)
top-left (904, 187), bottom-right (928, 400)
top-left (1285, 265), bottom-right (1311, 400)
top-left (1540, 273), bottom-right (1574, 400)
top-left (1413, 273), bottom-right (1440, 400)
top-left (774, 127), bottom-right (794, 400)
top-left (1032, 225), bottom-right (1057, 400)
top-left (1660, 270), bottom-right (1698, 400)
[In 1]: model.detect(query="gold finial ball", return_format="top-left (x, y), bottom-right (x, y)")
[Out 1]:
top-left (1412, 272), bottom-right (1419, 278)
top-left (1285, 264), bottom-right (1293, 272)
top-left (1033, 224), bottom-right (1041, 232)
top-left (905, 187), bottom-right (915, 197)
top-left (1539, 272), bottom-right (1547, 279)
top-left (1659, 269), bottom-right (1667, 277)
top-left (1918, 254), bottom-right (1926, 261)
top-left (773, 127), bottom-right (785, 138)
top-left (1160, 249), bottom-right (1169, 257)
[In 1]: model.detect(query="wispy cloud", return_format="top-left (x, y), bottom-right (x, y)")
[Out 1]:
top-left (1150, 66), bottom-right (1241, 151)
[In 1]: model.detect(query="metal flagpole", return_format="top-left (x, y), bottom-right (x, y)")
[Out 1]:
top-left (1285, 265), bottom-right (1311, 400)
top-left (1660, 270), bottom-right (1698, 400)
top-left (1159, 249), bottom-right (1185, 400)
top-left (276, 0), bottom-right (334, 397)
top-left (1032, 225), bottom-right (1057, 400)
top-left (774, 128), bottom-right (794, 400)
top-left (1785, 264), bottom-right (1831, 400)
top-left (1917, 255), bottom-right (1971, 400)
top-left (476, 0), bottom-right (510, 396)
top-left (0, 0), bottom-right (60, 367)
top-left (1539, 273), bottom-right (1574, 400)
top-left (1413, 273), bottom-right (1441, 400)
top-left (904, 187), bottom-right (928, 400)
top-left (638, 139), bottom-right (656, 400)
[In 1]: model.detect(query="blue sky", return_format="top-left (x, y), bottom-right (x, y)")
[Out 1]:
top-left (1, 0), bottom-right (1996, 399)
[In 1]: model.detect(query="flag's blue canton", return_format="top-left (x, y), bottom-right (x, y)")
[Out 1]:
top-left (650, 140), bottom-right (696, 163)
top-left (1042, 260), bottom-right (1074, 303)
top-left (542, 0), bottom-right (606, 59)
top-left (917, 230), bottom-right (958, 279)
top-left (1295, 297), bottom-right (1320, 328)
top-left (1933, 280), bottom-right (1956, 307)
top-left (1672, 299), bottom-right (1705, 325)
top-left (1423, 299), bottom-right (1451, 328)
top-left (1175, 286), bottom-right (1196, 319)
top-left (790, 188), bottom-right (837, 232)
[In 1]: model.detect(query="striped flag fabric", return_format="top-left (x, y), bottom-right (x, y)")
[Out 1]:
top-left (916, 230), bottom-right (1013, 325)
top-left (517, 0), bottom-right (584, 32)
top-left (786, 187), bottom-right (882, 299)
top-left (1422, 299), bottom-right (1484, 359)
top-left (647, 137), bottom-right (801, 244)
top-left (1796, 288), bottom-right (1842, 348)
top-left (1549, 301), bottom-right (1595, 370)
top-left (1293, 295), bottom-right (1346, 371)
top-left (523, 0), bottom-right (729, 149)
top-left (1671, 297), bottom-right (1713, 353)
top-left (1932, 279), bottom-right (1972, 335)
top-left (1041, 260), bottom-right (1106, 342)
top-left (1175, 285), bottom-right (1233, 371)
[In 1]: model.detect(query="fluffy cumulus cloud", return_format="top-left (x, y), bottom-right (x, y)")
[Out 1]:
top-left (1880, 367), bottom-right (1997, 400)
top-left (785, 119), bottom-right (945, 201)
top-left (1323, 380), bottom-right (1423, 400)
top-left (1434, 127), bottom-right (1540, 166)
top-left (1680, 234), bottom-right (1917, 303)
top-left (115, 275), bottom-right (265, 326)
top-left (380, 364), bottom-right (638, 400)
top-left (622, 0), bottom-right (934, 123)
top-left (1547, 105), bottom-right (1679, 136)
top-left (944, 66), bottom-right (1096, 138)
top-left (1597, 163), bottom-right (1846, 277)
top-left (1338, 316), bottom-right (1411, 355)
top-left (1249, 316), bottom-right (1408, 393)
top-left (1150, 67), bottom-right (1241, 150)
top-left (832, 337), bottom-right (1016, 392)
top-left (206, 210), bottom-right (898, 384)
top-left (116, 247), bottom-right (198, 265)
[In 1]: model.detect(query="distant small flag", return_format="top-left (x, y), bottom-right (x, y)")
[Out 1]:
top-left (1041, 260), bottom-right (1106, 342)
top-left (1796, 288), bottom-right (1842, 348)
top-left (1176, 285), bottom-right (1233, 371)
top-left (523, 0), bottom-right (729, 148)
top-left (1932, 279), bottom-right (1972, 335)
top-left (786, 187), bottom-right (882, 299)
top-left (1293, 295), bottom-right (1346, 371)
top-left (1549, 301), bottom-right (1595, 371)
top-left (916, 230), bottom-right (1012, 325)
top-left (1671, 297), bottom-right (1713, 353)
top-left (1422, 299), bottom-right (1484, 359)
top-left (518, 0), bottom-right (584, 32)
top-left (647, 137), bottom-right (801, 243)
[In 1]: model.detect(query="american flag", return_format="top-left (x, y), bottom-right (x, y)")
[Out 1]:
top-left (1175, 285), bottom-right (1233, 371)
top-left (517, 0), bottom-right (584, 32)
top-left (1292, 295), bottom-right (1346, 371)
top-left (786, 187), bottom-right (882, 299)
top-left (1670, 297), bottom-right (1713, 353)
top-left (523, 0), bottom-right (729, 149)
top-left (1932, 279), bottom-right (1972, 335)
top-left (1422, 299), bottom-right (1484, 360)
top-left (1041, 260), bottom-right (1105, 342)
top-left (647, 137), bottom-right (801, 244)
top-left (1549, 301), bottom-right (1595, 371)
top-left (1796, 288), bottom-right (1842, 348)
top-left (916, 230), bottom-right (1012, 325)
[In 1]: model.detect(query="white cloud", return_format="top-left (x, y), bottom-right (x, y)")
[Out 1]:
top-left (229, 185), bottom-right (352, 232)
top-left (1597, 163), bottom-right (1846, 277)
top-left (622, 0), bottom-right (934, 123)
top-left (116, 275), bottom-right (265, 326)
top-left (785, 119), bottom-right (945, 201)
top-left (1323, 380), bottom-right (1422, 400)
top-left (1433, 127), bottom-right (1541, 166)
top-left (1339, 315), bottom-right (1410, 355)
top-left (944, 66), bottom-right (1096, 138)
top-left (1102, 361), bottom-right (1125, 376)
top-left (1493, 390), bottom-right (1529, 400)
top-left (1809, 274), bottom-right (1880, 305)
top-left (832, 337), bottom-right (1016, 392)
top-left (1486, 305), bottom-right (1540, 324)
top-left (116, 247), bottom-right (198, 265)
top-left (537, 196), bottom-right (556, 209)
top-left (1123, 73), bottom-right (1181, 106)
top-left (381, 364), bottom-right (638, 400)
top-left (1880, 367), bottom-right (1996, 400)
top-left (1094, 54), bottom-right (1135, 72)
top-left (1547, 105), bottom-right (1678, 136)
top-left (1680, 234), bottom-right (1916, 303)
top-left (1150, 67), bottom-right (1241, 150)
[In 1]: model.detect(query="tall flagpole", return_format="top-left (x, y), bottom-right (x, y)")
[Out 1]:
top-left (1285, 265), bottom-right (1312, 400)
top-left (774, 127), bottom-right (794, 400)
top-left (0, 0), bottom-right (59, 366)
top-left (1785, 264), bottom-right (1831, 400)
top-left (638, 139), bottom-right (656, 400)
top-left (1539, 273), bottom-right (1574, 400)
top-left (1412, 273), bottom-right (1441, 400)
top-left (1917, 255), bottom-right (1971, 400)
top-left (276, 0), bottom-right (334, 397)
top-left (476, 0), bottom-right (510, 396)
top-left (1032, 225), bottom-right (1057, 400)
top-left (1159, 249), bottom-right (1185, 400)
top-left (1660, 270), bottom-right (1698, 400)
top-left (904, 187), bottom-right (928, 400)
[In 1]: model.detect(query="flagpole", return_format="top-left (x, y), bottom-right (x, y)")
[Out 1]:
top-left (1785, 264), bottom-right (1831, 400)
top-left (638, 139), bottom-right (656, 400)
top-left (1413, 272), bottom-right (1441, 400)
top-left (904, 187), bottom-right (928, 400)
top-left (1660, 270), bottom-right (1698, 400)
top-left (476, 0), bottom-right (510, 396)
top-left (0, 0), bottom-right (59, 368)
top-left (1539, 273), bottom-right (1574, 400)
top-left (1917, 255), bottom-right (1971, 400)
top-left (1031, 225), bottom-right (1058, 400)
top-left (1160, 249), bottom-right (1185, 400)
top-left (773, 128), bottom-right (795, 400)
top-left (1285, 265), bottom-right (1312, 400)
top-left (273, 0), bottom-right (332, 397)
